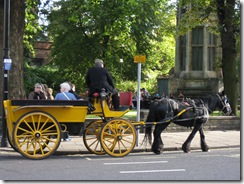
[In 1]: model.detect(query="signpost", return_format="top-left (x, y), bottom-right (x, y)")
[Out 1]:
top-left (134, 55), bottom-right (146, 146)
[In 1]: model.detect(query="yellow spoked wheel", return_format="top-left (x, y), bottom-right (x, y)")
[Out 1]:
top-left (100, 118), bottom-right (136, 157)
top-left (13, 111), bottom-right (61, 160)
top-left (83, 120), bottom-right (105, 155)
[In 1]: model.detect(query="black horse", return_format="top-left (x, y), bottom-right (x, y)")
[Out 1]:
top-left (145, 91), bottom-right (232, 154)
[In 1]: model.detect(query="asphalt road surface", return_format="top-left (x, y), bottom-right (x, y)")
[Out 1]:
top-left (0, 147), bottom-right (240, 181)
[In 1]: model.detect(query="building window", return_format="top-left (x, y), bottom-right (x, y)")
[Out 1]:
top-left (180, 35), bottom-right (186, 70)
top-left (208, 32), bottom-right (216, 71)
top-left (191, 27), bottom-right (203, 70)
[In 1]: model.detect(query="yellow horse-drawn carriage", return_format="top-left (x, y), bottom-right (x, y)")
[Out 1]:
top-left (3, 93), bottom-right (141, 160)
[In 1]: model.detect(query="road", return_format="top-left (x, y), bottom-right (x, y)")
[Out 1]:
top-left (0, 147), bottom-right (240, 181)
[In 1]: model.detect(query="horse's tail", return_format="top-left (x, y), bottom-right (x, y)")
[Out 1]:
top-left (143, 101), bottom-right (158, 145)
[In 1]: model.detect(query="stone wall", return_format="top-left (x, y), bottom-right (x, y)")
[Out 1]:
top-left (140, 110), bottom-right (240, 132)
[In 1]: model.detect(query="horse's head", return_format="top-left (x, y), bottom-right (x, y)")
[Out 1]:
top-left (216, 91), bottom-right (232, 115)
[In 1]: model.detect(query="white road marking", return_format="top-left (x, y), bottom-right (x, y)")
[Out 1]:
top-left (120, 169), bottom-right (186, 174)
top-left (104, 161), bottom-right (168, 165)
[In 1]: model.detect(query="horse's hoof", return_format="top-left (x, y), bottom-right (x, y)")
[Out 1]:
top-left (182, 146), bottom-right (190, 153)
top-left (154, 151), bottom-right (161, 154)
top-left (182, 143), bottom-right (191, 153)
top-left (201, 143), bottom-right (209, 152)
top-left (152, 149), bottom-right (161, 154)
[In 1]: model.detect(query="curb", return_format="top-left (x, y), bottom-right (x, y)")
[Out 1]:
top-left (53, 145), bottom-right (240, 156)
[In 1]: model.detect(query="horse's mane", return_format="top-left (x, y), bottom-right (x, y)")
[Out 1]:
top-left (193, 95), bottom-right (216, 106)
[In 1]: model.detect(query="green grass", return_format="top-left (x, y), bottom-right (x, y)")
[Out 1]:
top-left (86, 109), bottom-right (240, 120)
top-left (86, 109), bottom-right (138, 120)
top-left (121, 109), bottom-right (137, 120)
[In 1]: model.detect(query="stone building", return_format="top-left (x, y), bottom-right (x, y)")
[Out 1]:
top-left (157, 9), bottom-right (223, 98)
top-left (31, 41), bottom-right (52, 66)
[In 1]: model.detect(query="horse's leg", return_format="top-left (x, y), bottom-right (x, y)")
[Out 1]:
top-left (152, 122), bottom-right (170, 154)
top-left (145, 102), bottom-right (159, 145)
top-left (199, 125), bottom-right (209, 152)
top-left (182, 121), bottom-right (202, 153)
top-left (145, 125), bottom-right (153, 145)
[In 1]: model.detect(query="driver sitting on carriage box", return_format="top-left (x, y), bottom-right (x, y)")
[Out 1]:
top-left (85, 59), bottom-right (121, 111)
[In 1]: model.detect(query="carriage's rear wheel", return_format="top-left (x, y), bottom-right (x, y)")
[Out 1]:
top-left (83, 120), bottom-right (106, 155)
top-left (13, 111), bottom-right (61, 160)
top-left (100, 118), bottom-right (136, 157)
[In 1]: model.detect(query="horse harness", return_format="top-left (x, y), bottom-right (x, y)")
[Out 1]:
top-left (162, 98), bottom-right (208, 125)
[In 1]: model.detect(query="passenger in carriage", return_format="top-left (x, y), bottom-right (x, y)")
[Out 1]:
top-left (85, 59), bottom-right (120, 110)
top-left (41, 83), bottom-right (49, 99)
top-left (47, 88), bottom-right (54, 100)
top-left (68, 82), bottom-right (83, 100)
top-left (28, 83), bottom-right (46, 100)
top-left (54, 82), bottom-right (77, 100)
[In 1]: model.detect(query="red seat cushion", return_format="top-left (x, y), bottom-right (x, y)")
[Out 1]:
top-left (92, 92), bottom-right (100, 97)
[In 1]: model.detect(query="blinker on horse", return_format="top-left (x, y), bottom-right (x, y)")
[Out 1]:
top-left (145, 91), bottom-right (232, 154)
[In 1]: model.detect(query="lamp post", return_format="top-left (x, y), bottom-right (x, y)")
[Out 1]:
top-left (1, 0), bottom-right (10, 147)
top-left (119, 58), bottom-right (123, 76)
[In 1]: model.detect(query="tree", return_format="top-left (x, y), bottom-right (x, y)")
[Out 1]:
top-left (0, 0), bottom-right (26, 102)
top-left (216, 0), bottom-right (239, 114)
top-left (46, 0), bottom-right (176, 91)
top-left (177, 0), bottom-right (240, 115)
top-left (0, 0), bottom-right (54, 101)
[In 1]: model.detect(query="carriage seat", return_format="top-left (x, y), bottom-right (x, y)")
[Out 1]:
top-left (88, 89), bottom-right (113, 111)
top-left (92, 92), bottom-right (100, 98)
top-left (90, 88), bottom-right (112, 101)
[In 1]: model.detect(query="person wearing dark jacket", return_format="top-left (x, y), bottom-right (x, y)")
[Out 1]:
top-left (85, 59), bottom-right (120, 110)
top-left (68, 82), bottom-right (82, 100)
top-left (28, 83), bottom-right (46, 100)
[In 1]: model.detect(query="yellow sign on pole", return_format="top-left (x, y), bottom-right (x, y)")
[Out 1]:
top-left (134, 55), bottom-right (146, 63)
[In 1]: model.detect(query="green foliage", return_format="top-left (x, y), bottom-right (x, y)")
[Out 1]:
top-left (24, 0), bottom-right (42, 58)
top-left (45, 0), bottom-right (176, 91)
top-left (116, 80), bottom-right (137, 92)
top-left (24, 61), bottom-right (58, 96)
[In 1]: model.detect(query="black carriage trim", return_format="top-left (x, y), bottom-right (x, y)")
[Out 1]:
top-left (10, 99), bottom-right (89, 106)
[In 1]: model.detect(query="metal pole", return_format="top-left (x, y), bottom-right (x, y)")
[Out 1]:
top-left (1, 0), bottom-right (10, 147)
top-left (119, 59), bottom-right (123, 76)
top-left (136, 63), bottom-right (141, 146)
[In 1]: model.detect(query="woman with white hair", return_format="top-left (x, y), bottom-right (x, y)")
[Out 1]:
top-left (54, 82), bottom-right (77, 100)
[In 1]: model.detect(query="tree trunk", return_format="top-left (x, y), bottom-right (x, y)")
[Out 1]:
top-left (9, 0), bottom-right (26, 99)
top-left (217, 0), bottom-right (238, 115)
top-left (0, 0), bottom-right (26, 102)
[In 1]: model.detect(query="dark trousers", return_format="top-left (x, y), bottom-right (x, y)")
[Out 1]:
top-left (88, 87), bottom-right (120, 109)
top-left (112, 93), bottom-right (120, 109)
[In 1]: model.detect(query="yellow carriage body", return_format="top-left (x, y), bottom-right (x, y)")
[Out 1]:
top-left (91, 98), bottom-right (130, 118)
top-left (3, 97), bottom-right (133, 159)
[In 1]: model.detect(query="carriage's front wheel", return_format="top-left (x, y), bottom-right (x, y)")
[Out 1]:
top-left (13, 111), bottom-right (61, 160)
top-left (83, 120), bottom-right (106, 155)
top-left (100, 118), bottom-right (136, 157)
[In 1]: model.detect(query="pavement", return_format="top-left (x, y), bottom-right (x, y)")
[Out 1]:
top-left (0, 130), bottom-right (240, 156)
